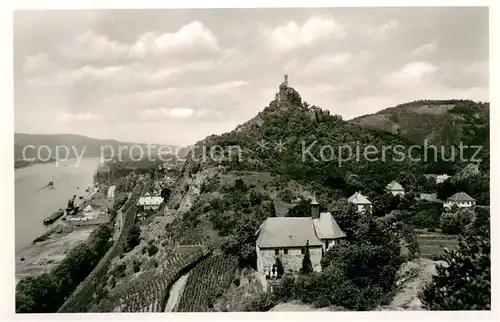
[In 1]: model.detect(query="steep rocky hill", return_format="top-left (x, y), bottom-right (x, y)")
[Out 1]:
top-left (179, 84), bottom-right (437, 201)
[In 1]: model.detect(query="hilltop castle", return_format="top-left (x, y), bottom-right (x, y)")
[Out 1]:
top-left (274, 75), bottom-right (289, 102)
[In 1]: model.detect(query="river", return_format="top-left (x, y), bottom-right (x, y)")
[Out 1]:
top-left (15, 157), bottom-right (103, 253)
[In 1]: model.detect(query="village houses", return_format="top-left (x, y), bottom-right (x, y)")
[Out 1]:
top-left (255, 198), bottom-right (346, 277)
top-left (386, 181), bottom-right (405, 196)
top-left (443, 192), bottom-right (476, 210)
top-left (348, 191), bottom-right (372, 214)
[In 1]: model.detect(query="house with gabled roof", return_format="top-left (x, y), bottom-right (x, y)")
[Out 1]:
top-left (255, 198), bottom-right (346, 275)
top-left (443, 192), bottom-right (476, 209)
top-left (386, 181), bottom-right (405, 196)
top-left (348, 191), bottom-right (372, 214)
top-left (137, 196), bottom-right (163, 211)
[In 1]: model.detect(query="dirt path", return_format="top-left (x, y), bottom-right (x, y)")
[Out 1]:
top-left (164, 272), bottom-right (191, 312)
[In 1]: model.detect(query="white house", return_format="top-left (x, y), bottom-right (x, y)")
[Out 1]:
top-left (348, 192), bottom-right (372, 214)
top-left (255, 199), bottom-right (346, 276)
top-left (436, 174), bottom-right (451, 184)
top-left (386, 181), bottom-right (405, 196)
top-left (443, 192), bottom-right (476, 209)
top-left (83, 204), bottom-right (93, 213)
top-left (137, 196), bottom-right (163, 211)
top-left (107, 185), bottom-right (116, 201)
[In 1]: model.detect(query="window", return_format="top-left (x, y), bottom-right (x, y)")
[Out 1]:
top-left (283, 249), bottom-right (288, 254)
top-left (301, 248), bottom-right (305, 254)
top-left (325, 240), bottom-right (330, 249)
top-left (275, 249), bottom-right (279, 255)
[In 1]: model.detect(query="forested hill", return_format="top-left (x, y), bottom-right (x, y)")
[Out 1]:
top-left (349, 99), bottom-right (489, 150)
top-left (182, 86), bottom-right (453, 198)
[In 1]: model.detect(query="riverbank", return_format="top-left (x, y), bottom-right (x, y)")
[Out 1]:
top-left (15, 157), bottom-right (103, 252)
top-left (14, 158), bottom-right (57, 169)
top-left (15, 183), bottom-right (113, 282)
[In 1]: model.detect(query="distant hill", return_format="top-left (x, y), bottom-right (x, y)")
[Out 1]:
top-left (14, 133), bottom-right (186, 166)
top-left (349, 99), bottom-right (489, 149)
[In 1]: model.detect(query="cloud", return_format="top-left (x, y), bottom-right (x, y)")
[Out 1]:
top-left (25, 60), bottom-right (215, 88)
top-left (411, 41), bottom-right (438, 56)
top-left (59, 21), bottom-right (221, 63)
top-left (384, 61), bottom-right (439, 87)
top-left (263, 17), bottom-right (345, 52)
top-left (130, 21), bottom-right (221, 59)
top-left (60, 30), bottom-right (129, 63)
top-left (25, 64), bottom-right (124, 87)
top-left (304, 52), bottom-right (352, 74)
top-left (283, 59), bottom-right (300, 73)
top-left (58, 112), bottom-right (101, 122)
top-left (137, 107), bottom-right (194, 122)
top-left (169, 108), bottom-right (194, 118)
top-left (23, 53), bottom-right (57, 73)
top-left (364, 19), bottom-right (400, 42)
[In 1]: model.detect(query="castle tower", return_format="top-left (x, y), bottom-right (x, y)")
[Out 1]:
top-left (279, 75), bottom-right (288, 101)
top-left (311, 196), bottom-right (319, 219)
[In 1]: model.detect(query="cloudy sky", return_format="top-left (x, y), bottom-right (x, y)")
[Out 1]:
top-left (14, 7), bottom-right (489, 146)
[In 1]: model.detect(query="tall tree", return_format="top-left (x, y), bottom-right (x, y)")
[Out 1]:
top-left (300, 240), bottom-right (313, 274)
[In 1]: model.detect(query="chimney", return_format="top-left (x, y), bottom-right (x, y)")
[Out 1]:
top-left (311, 196), bottom-right (319, 219)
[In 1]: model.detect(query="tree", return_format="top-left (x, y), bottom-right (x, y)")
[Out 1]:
top-left (275, 257), bottom-right (284, 277)
top-left (466, 207), bottom-right (490, 238)
top-left (124, 224), bottom-right (141, 252)
top-left (328, 199), bottom-right (360, 239)
top-left (300, 240), bottom-right (313, 274)
top-left (16, 274), bottom-right (60, 313)
top-left (287, 199), bottom-right (311, 217)
top-left (233, 179), bottom-right (248, 192)
top-left (440, 213), bottom-right (460, 235)
top-left (420, 235), bottom-right (490, 310)
top-left (161, 187), bottom-right (171, 201)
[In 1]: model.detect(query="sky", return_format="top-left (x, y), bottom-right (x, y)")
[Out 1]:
top-left (14, 7), bottom-right (489, 146)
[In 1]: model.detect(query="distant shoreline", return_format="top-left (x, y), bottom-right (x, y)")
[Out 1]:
top-left (14, 158), bottom-right (57, 169)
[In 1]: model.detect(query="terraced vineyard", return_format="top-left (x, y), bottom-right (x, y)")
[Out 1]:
top-left (92, 246), bottom-right (209, 312)
top-left (416, 233), bottom-right (460, 259)
top-left (176, 254), bottom-right (238, 312)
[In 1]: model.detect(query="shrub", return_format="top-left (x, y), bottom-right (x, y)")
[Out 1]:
top-left (278, 189), bottom-right (294, 203)
top-left (233, 179), bottom-right (248, 192)
top-left (147, 244), bottom-right (159, 257)
top-left (440, 213), bottom-right (460, 235)
top-left (124, 224), bottom-right (141, 253)
top-left (420, 235), bottom-right (490, 310)
top-left (133, 260), bottom-right (141, 273)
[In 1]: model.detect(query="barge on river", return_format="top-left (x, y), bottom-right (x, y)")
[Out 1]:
top-left (43, 209), bottom-right (65, 225)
